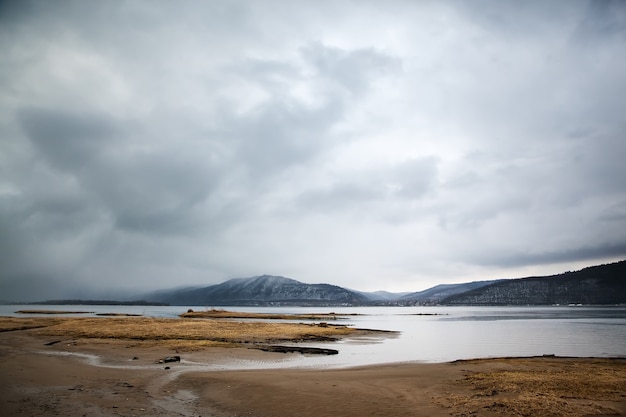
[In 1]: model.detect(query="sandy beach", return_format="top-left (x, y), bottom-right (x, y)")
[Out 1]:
top-left (1, 318), bottom-right (625, 417)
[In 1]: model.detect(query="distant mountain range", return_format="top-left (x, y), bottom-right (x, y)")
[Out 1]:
top-left (148, 260), bottom-right (626, 307)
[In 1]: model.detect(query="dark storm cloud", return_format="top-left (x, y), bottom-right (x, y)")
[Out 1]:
top-left (18, 107), bottom-right (217, 235)
top-left (19, 108), bottom-right (119, 171)
top-left (574, 0), bottom-right (626, 40)
top-left (474, 241), bottom-right (626, 269)
top-left (599, 201), bottom-right (626, 222)
top-left (228, 98), bottom-right (344, 176)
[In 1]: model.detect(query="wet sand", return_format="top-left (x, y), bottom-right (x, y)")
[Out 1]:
top-left (1, 329), bottom-right (625, 417)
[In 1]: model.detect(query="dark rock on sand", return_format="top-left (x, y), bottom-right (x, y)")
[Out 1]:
top-left (256, 345), bottom-right (339, 355)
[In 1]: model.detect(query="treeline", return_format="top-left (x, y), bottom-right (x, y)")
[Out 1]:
top-left (32, 299), bottom-right (169, 306)
top-left (443, 260), bottom-right (626, 306)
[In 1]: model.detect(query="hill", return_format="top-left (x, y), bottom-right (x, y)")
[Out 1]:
top-left (353, 290), bottom-right (411, 302)
top-left (151, 275), bottom-right (370, 306)
top-left (396, 280), bottom-right (503, 306)
top-left (145, 261), bottom-right (625, 307)
top-left (442, 261), bottom-right (626, 305)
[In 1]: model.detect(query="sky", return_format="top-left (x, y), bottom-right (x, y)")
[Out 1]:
top-left (1, 0), bottom-right (626, 301)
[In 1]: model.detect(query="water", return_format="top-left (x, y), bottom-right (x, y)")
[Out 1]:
top-left (3, 304), bottom-right (625, 367)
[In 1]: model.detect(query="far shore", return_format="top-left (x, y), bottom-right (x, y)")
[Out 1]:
top-left (14, 309), bottom-right (95, 314)
top-left (1, 315), bottom-right (625, 416)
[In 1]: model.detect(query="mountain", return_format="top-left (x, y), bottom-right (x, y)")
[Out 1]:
top-left (146, 260), bottom-right (626, 307)
top-left (354, 290), bottom-right (412, 302)
top-left (396, 280), bottom-right (504, 305)
top-left (151, 275), bottom-right (370, 306)
top-left (442, 261), bottom-right (626, 306)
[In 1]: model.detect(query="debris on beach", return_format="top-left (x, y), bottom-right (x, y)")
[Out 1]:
top-left (159, 355), bottom-right (181, 364)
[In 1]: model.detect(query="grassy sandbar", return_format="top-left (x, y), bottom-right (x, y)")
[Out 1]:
top-left (0, 316), bottom-right (364, 350)
top-left (179, 309), bottom-right (358, 320)
top-left (15, 310), bottom-right (94, 315)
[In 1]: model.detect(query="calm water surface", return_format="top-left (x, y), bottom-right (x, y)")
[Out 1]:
top-left (3, 305), bottom-right (625, 367)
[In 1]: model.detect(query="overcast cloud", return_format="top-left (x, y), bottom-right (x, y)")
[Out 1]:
top-left (1, 0), bottom-right (625, 301)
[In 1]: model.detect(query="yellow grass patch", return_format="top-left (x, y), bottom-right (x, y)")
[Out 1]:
top-left (180, 309), bottom-right (353, 321)
top-left (1, 316), bottom-right (356, 348)
top-left (0, 317), bottom-right (65, 332)
top-left (436, 358), bottom-right (626, 417)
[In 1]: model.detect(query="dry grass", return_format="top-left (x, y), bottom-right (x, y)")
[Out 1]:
top-left (180, 308), bottom-right (354, 320)
top-left (435, 358), bottom-right (626, 417)
top-left (0, 316), bottom-right (357, 350)
top-left (0, 317), bottom-right (65, 332)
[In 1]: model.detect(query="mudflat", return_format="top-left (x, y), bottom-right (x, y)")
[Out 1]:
top-left (1, 317), bottom-right (625, 416)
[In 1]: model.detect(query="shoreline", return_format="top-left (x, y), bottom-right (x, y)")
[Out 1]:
top-left (1, 329), bottom-right (625, 416)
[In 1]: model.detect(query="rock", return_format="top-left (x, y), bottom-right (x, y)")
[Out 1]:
top-left (255, 345), bottom-right (339, 355)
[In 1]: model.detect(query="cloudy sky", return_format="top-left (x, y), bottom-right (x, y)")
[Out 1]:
top-left (1, 0), bottom-right (625, 301)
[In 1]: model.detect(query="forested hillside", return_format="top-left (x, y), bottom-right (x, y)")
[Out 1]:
top-left (442, 261), bottom-right (626, 305)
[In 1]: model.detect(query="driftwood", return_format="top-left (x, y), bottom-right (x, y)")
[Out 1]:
top-left (255, 345), bottom-right (338, 355)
